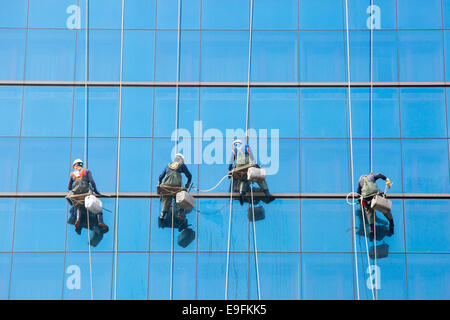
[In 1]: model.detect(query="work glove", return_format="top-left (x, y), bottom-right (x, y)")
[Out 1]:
top-left (386, 178), bottom-right (392, 189)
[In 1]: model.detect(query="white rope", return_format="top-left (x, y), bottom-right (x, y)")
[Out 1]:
top-left (224, 176), bottom-right (233, 300)
top-left (112, 0), bottom-right (125, 300)
top-left (84, 0), bottom-right (93, 301)
top-left (249, 184), bottom-right (261, 300)
top-left (169, 0), bottom-right (182, 301)
top-left (344, 0), bottom-right (361, 300)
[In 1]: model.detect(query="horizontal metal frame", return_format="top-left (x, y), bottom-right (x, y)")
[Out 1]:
top-left (0, 80), bottom-right (449, 88)
top-left (1, 192), bottom-right (449, 199)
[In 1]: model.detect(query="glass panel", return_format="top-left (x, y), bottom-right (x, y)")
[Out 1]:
top-left (300, 139), bottom-right (350, 193)
top-left (348, 0), bottom-right (396, 30)
top-left (28, 0), bottom-right (77, 28)
top-left (444, 0), bottom-right (450, 29)
top-left (0, 199), bottom-right (15, 252)
top-left (402, 139), bottom-right (450, 193)
top-left (119, 139), bottom-right (152, 192)
top-left (258, 253), bottom-right (300, 300)
top-left (250, 88), bottom-right (299, 138)
top-left (10, 253), bottom-right (64, 300)
top-left (180, 31), bottom-right (200, 82)
top-left (398, 30), bottom-right (444, 82)
top-left (0, 86), bottom-right (22, 137)
top-left (13, 199), bottom-right (66, 252)
top-left (299, 31), bottom-right (346, 82)
top-left (227, 252), bottom-right (258, 300)
top-left (0, 253), bottom-right (11, 299)
top-left (178, 88), bottom-right (199, 136)
top-left (121, 87), bottom-right (153, 137)
top-left (299, 0), bottom-right (344, 30)
top-left (445, 32), bottom-right (450, 87)
top-left (405, 200), bottom-right (450, 253)
top-left (302, 253), bottom-right (354, 300)
top-left (354, 253), bottom-right (407, 300)
top-left (251, 31), bottom-right (298, 82)
top-left (87, 0), bottom-right (123, 29)
top-left (397, 0), bottom-right (442, 29)
top-left (22, 86), bottom-right (73, 137)
top-left (173, 252), bottom-right (196, 300)
top-left (181, 0), bottom-right (201, 29)
top-left (123, 30), bottom-right (155, 82)
top-left (117, 199), bottom-right (150, 252)
top-left (0, 138), bottom-right (19, 192)
top-left (407, 254), bottom-right (450, 300)
top-left (197, 252), bottom-right (226, 299)
top-left (148, 252), bottom-right (171, 299)
top-left (201, 0), bottom-right (249, 30)
top-left (156, 0), bottom-right (179, 29)
top-left (301, 200), bottom-right (352, 253)
top-left (0, 0), bottom-right (28, 28)
top-left (154, 87), bottom-right (176, 138)
top-left (17, 138), bottom-right (71, 192)
top-left (201, 31), bottom-right (249, 82)
top-left (63, 252), bottom-right (113, 300)
top-left (253, 0), bottom-right (298, 30)
top-left (155, 30), bottom-right (177, 82)
top-left (0, 29), bottom-right (26, 81)
top-left (400, 88), bottom-right (447, 138)
top-left (124, 0), bottom-right (156, 29)
top-left (117, 253), bottom-right (148, 300)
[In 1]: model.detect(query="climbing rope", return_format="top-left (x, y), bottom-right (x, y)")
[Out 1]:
top-left (249, 184), bottom-right (261, 300)
top-left (112, 0), bottom-right (125, 301)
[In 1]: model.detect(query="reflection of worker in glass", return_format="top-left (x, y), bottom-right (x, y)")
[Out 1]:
top-left (68, 159), bottom-right (108, 234)
top-left (158, 153), bottom-right (192, 221)
top-left (228, 139), bottom-right (275, 205)
top-left (357, 172), bottom-right (393, 235)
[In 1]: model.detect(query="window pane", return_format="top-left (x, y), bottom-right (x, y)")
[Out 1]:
top-left (202, 0), bottom-right (249, 30)
top-left (0, 254), bottom-right (11, 299)
top-left (299, 0), bottom-right (344, 30)
top-left (348, 0), bottom-right (396, 30)
top-left (29, 0), bottom-right (76, 28)
top-left (10, 253), bottom-right (64, 300)
top-left (253, 0), bottom-right (298, 30)
top-left (181, 0), bottom-right (201, 29)
top-left (0, 29), bottom-right (26, 81)
top-left (119, 139), bottom-right (151, 192)
top-left (156, 0), bottom-right (178, 29)
top-left (300, 88), bottom-right (347, 138)
top-left (302, 253), bottom-right (354, 300)
top-left (400, 88), bottom-right (447, 138)
top-left (300, 139), bottom-right (349, 193)
top-left (0, 0), bottom-right (28, 28)
top-left (445, 32), bottom-right (450, 84)
top-left (117, 253), bottom-right (148, 300)
top-left (0, 86), bottom-right (22, 137)
top-left (405, 200), bottom-right (450, 253)
top-left (125, 0), bottom-right (156, 29)
top-left (397, 0), bottom-right (442, 29)
top-left (18, 138), bottom-right (71, 192)
top-left (299, 31), bottom-right (346, 82)
top-left (63, 252), bottom-right (113, 300)
top-left (227, 253), bottom-right (258, 300)
top-left (251, 31), bottom-right (298, 82)
top-left (173, 253), bottom-right (196, 300)
top-left (0, 138), bottom-right (19, 192)
top-left (402, 139), bottom-right (450, 193)
top-left (398, 31), bottom-right (444, 82)
top-left (123, 30), bottom-right (155, 82)
top-left (444, 0), bottom-right (450, 29)
top-left (117, 199), bottom-right (150, 252)
top-left (22, 87), bottom-right (73, 137)
top-left (87, 0), bottom-right (122, 29)
top-left (407, 254), bottom-right (450, 299)
top-left (197, 252), bottom-right (226, 299)
top-left (148, 252), bottom-right (171, 299)
top-left (154, 87), bottom-right (176, 138)
top-left (180, 31), bottom-right (200, 82)
top-left (155, 30), bottom-right (177, 81)
top-left (301, 200), bottom-right (352, 253)
top-left (121, 87), bottom-right (153, 137)
top-left (0, 199), bottom-right (15, 252)
top-left (201, 31), bottom-right (249, 82)
top-left (250, 88), bottom-right (299, 138)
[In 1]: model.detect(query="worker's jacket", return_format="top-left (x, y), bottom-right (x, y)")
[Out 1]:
top-left (357, 173), bottom-right (387, 197)
top-left (229, 144), bottom-right (255, 169)
top-left (159, 162), bottom-right (192, 187)
top-left (68, 169), bottom-right (99, 194)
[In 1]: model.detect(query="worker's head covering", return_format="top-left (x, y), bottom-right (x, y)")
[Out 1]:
top-left (173, 153), bottom-right (184, 165)
top-left (232, 139), bottom-right (243, 149)
top-left (72, 159), bottom-right (84, 169)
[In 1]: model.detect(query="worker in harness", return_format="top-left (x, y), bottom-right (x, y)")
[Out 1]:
top-left (228, 139), bottom-right (275, 205)
top-left (158, 153), bottom-right (192, 224)
top-left (357, 172), bottom-right (394, 235)
top-left (68, 159), bottom-right (109, 235)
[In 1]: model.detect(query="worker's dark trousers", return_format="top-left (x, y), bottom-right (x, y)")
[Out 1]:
top-left (76, 207), bottom-right (105, 225)
top-left (238, 179), bottom-right (268, 194)
top-left (363, 199), bottom-right (393, 225)
top-left (161, 195), bottom-right (174, 213)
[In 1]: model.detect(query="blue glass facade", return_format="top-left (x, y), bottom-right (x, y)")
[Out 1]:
top-left (0, 0), bottom-right (449, 300)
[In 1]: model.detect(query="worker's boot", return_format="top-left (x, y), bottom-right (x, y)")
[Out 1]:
top-left (263, 190), bottom-right (275, 203)
top-left (158, 212), bottom-right (167, 228)
top-left (74, 220), bottom-right (81, 235)
top-left (239, 191), bottom-right (245, 206)
top-left (97, 213), bottom-right (109, 234)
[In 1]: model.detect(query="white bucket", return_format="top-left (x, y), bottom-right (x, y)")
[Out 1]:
top-left (371, 194), bottom-right (392, 214)
top-left (247, 167), bottom-right (266, 182)
top-left (176, 191), bottom-right (195, 211)
top-left (84, 194), bottom-right (103, 214)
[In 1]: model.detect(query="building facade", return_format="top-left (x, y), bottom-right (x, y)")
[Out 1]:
top-left (0, 0), bottom-right (449, 300)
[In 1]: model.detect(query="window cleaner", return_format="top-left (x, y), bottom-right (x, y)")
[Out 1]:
top-left (67, 159), bottom-right (109, 235)
top-left (356, 172), bottom-right (394, 235)
top-left (228, 139), bottom-right (275, 205)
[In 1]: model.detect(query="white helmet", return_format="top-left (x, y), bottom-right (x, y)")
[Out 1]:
top-left (232, 139), bottom-right (243, 147)
top-left (174, 153), bottom-right (184, 164)
top-left (72, 159), bottom-right (84, 168)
